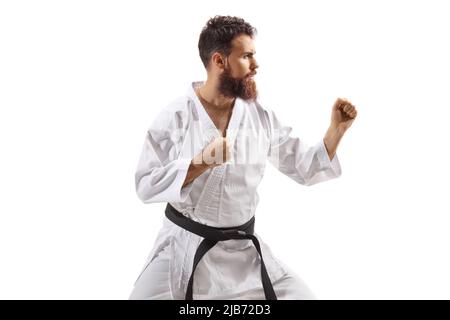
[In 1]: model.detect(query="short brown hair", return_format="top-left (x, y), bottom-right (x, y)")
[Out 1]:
top-left (198, 15), bottom-right (257, 69)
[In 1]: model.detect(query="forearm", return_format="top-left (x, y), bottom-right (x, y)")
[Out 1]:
top-left (323, 125), bottom-right (345, 161)
top-left (182, 153), bottom-right (211, 188)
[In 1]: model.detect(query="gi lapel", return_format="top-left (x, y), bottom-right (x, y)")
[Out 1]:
top-left (188, 81), bottom-right (244, 147)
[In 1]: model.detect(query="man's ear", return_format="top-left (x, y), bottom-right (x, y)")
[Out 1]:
top-left (211, 52), bottom-right (226, 70)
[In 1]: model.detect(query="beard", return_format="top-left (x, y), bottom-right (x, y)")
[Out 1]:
top-left (218, 67), bottom-right (258, 102)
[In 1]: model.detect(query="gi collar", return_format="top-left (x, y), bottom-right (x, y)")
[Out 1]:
top-left (188, 81), bottom-right (244, 148)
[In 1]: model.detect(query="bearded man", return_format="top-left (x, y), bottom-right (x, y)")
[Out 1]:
top-left (129, 15), bottom-right (357, 300)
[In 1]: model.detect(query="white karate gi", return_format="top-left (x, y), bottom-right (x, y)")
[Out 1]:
top-left (129, 81), bottom-right (342, 300)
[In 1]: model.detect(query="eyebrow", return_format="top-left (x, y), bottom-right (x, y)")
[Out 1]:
top-left (242, 51), bottom-right (256, 55)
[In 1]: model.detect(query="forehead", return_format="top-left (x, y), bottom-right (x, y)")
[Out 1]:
top-left (230, 34), bottom-right (256, 53)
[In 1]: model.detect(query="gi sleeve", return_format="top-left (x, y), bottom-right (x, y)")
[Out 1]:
top-left (266, 109), bottom-right (342, 186)
top-left (135, 108), bottom-right (194, 203)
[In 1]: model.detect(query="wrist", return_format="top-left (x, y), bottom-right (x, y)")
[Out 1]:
top-left (328, 123), bottom-right (346, 137)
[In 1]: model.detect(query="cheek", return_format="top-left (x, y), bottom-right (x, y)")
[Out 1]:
top-left (234, 61), bottom-right (249, 76)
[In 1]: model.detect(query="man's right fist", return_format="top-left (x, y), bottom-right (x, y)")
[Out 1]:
top-left (200, 137), bottom-right (231, 168)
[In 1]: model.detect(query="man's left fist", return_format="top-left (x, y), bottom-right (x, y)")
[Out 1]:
top-left (331, 97), bottom-right (358, 132)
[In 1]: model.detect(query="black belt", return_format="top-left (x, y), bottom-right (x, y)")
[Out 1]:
top-left (165, 203), bottom-right (277, 300)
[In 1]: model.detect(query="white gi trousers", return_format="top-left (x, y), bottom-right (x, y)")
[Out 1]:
top-left (129, 243), bottom-right (316, 300)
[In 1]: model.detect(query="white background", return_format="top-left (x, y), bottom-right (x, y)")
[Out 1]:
top-left (1, 0), bottom-right (449, 299)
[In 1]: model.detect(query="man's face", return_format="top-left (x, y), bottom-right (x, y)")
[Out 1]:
top-left (217, 34), bottom-right (259, 101)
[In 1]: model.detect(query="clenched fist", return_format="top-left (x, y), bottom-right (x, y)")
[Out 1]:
top-left (331, 97), bottom-right (358, 132)
top-left (199, 137), bottom-right (231, 168)
top-left (183, 137), bottom-right (231, 187)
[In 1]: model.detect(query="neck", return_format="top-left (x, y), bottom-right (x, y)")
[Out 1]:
top-left (197, 78), bottom-right (235, 110)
